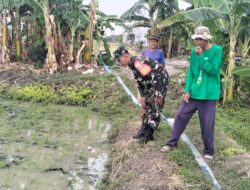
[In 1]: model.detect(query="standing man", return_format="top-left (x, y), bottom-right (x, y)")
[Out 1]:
top-left (142, 35), bottom-right (165, 66)
top-left (114, 46), bottom-right (169, 144)
top-left (160, 26), bottom-right (222, 160)
top-left (139, 35), bottom-right (166, 109)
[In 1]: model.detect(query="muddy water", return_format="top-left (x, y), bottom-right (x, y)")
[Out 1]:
top-left (0, 100), bottom-right (111, 190)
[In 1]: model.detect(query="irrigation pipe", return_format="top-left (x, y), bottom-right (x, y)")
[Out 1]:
top-left (103, 64), bottom-right (221, 190)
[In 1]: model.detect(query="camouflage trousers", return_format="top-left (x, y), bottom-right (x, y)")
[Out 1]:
top-left (142, 87), bottom-right (167, 131)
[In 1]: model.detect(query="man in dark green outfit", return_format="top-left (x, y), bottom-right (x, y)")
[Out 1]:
top-left (160, 26), bottom-right (222, 160)
top-left (114, 46), bottom-right (169, 144)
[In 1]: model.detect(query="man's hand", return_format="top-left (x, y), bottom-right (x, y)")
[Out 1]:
top-left (139, 96), bottom-right (146, 117)
top-left (195, 46), bottom-right (203, 56)
top-left (139, 96), bottom-right (146, 109)
top-left (183, 93), bottom-right (190, 103)
top-left (154, 96), bottom-right (164, 106)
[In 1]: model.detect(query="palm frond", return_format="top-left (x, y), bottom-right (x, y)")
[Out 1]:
top-left (233, 66), bottom-right (250, 77)
top-left (158, 7), bottom-right (224, 28)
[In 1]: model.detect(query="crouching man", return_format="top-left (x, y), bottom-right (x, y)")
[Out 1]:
top-left (114, 46), bottom-right (169, 144)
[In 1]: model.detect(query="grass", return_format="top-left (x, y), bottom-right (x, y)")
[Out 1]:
top-left (176, 109), bottom-right (250, 190)
top-left (156, 122), bottom-right (213, 190)
top-left (216, 106), bottom-right (250, 150)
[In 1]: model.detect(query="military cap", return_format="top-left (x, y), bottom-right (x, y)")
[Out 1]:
top-left (113, 46), bottom-right (129, 60)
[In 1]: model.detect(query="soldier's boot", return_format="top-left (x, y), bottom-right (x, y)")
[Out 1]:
top-left (132, 127), bottom-right (143, 139)
top-left (137, 128), bottom-right (154, 144)
top-left (132, 126), bottom-right (146, 139)
top-left (148, 131), bottom-right (154, 141)
top-left (148, 127), bottom-right (154, 141)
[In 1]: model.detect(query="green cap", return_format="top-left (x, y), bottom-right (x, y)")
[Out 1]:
top-left (113, 46), bottom-right (129, 60)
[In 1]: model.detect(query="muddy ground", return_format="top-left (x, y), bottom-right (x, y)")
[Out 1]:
top-left (0, 100), bottom-right (111, 189)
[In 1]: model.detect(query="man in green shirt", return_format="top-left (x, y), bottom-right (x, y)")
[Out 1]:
top-left (160, 26), bottom-right (222, 160)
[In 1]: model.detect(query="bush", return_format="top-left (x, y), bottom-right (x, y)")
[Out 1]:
top-left (28, 41), bottom-right (47, 68)
top-left (234, 76), bottom-right (250, 104)
top-left (8, 84), bottom-right (57, 103)
top-left (59, 86), bottom-right (93, 105)
top-left (0, 74), bottom-right (130, 117)
top-left (0, 84), bottom-right (93, 105)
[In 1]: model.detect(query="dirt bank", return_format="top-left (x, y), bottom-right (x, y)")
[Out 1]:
top-left (105, 121), bottom-right (185, 190)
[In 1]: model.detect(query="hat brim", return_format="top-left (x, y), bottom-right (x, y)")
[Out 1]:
top-left (149, 37), bottom-right (159, 41)
top-left (191, 34), bottom-right (213, 40)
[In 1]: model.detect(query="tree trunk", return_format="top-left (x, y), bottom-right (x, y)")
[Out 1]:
top-left (222, 85), bottom-right (227, 104)
top-left (84, 23), bottom-right (94, 63)
top-left (15, 7), bottom-right (22, 61)
top-left (2, 9), bottom-right (9, 64)
top-left (167, 26), bottom-right (173, 59)
top-left (10, 9), bottom-right (15, 52)
top-left (84, 0), bottom-right (97, 64)
top-left (57, 24), bottom-right (64, 54)
top-left (149, 14), bottom-right (155, 34)
top-left (27, 21), bottom-right (33, 48)
top-left (43, 2), bottom-right (58, 73)
top-left (226, 32), bottom-right (237, 101)
top-left (69, 29), bottom-right (76, 62)
top-left (177, 39), bottom-right (181, 55)
top-left (76, 41), bottom-right (86, 65)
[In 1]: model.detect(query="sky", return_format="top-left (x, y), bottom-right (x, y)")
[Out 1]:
top-left (84, 0), bottom-right (139, 16)
top-left (84, 0), bottom-right (191, 36)
top-left (99, 0), bottom-right (138, 16)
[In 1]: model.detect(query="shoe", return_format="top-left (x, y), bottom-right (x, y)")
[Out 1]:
top-left (132, 128), bottom-right (144, 139)
top-left (132, 131), bottom-right (142, 139)
top-left (137, 136), bottom-right (150, 144)
top-left (135, 126), bottom-right (154, 144)
top-left (148, 134), bottom-right (154, 141)
top-left (133, 134), bottom-right (154, 141)
top-left (132, 133), bottom-right (141, 139)
top-left (160, 145), bottom-right (174, 153)
top-left (204, 154), bottom-right (213, 160)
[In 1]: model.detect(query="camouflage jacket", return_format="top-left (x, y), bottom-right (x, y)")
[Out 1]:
top-left (128, 56), bottom-right (169, 97)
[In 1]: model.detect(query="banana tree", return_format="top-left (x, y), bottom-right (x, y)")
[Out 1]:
top-left (120, 0), bottom-right (164, 34)
top-left (158, 0), bottom-right (250, 102)
top-left (84, 0), bottom-right (98, 64)
top-left (238, 18), bottom-right (250, 59)
top-left (239, 34), bottom-right (250, 60)
top-left (0, 0), bottom-right (10, 64)
top-left (121, 0), bottom-right (177, 57)
top-left (233, 67), bottom-right (250, 77)
top-left (25, 0), bottom-right (59, 72)
top-left (14, 5), bottom-right (22, 60)
top-left (0, 0), bottom-right (32, 62)
top-left (12, 0), bottom-right (31, 61)
top-left (64, 10), bottom-right (88, 62)
top-left (93, 12), bottom-right (124, 60)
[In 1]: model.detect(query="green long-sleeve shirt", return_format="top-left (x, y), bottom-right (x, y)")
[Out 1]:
top-left (185, 45), bottom-right (222, 100)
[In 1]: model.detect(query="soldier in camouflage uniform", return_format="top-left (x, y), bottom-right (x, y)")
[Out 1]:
top-left (114, 46), bottom-right (169, 144)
